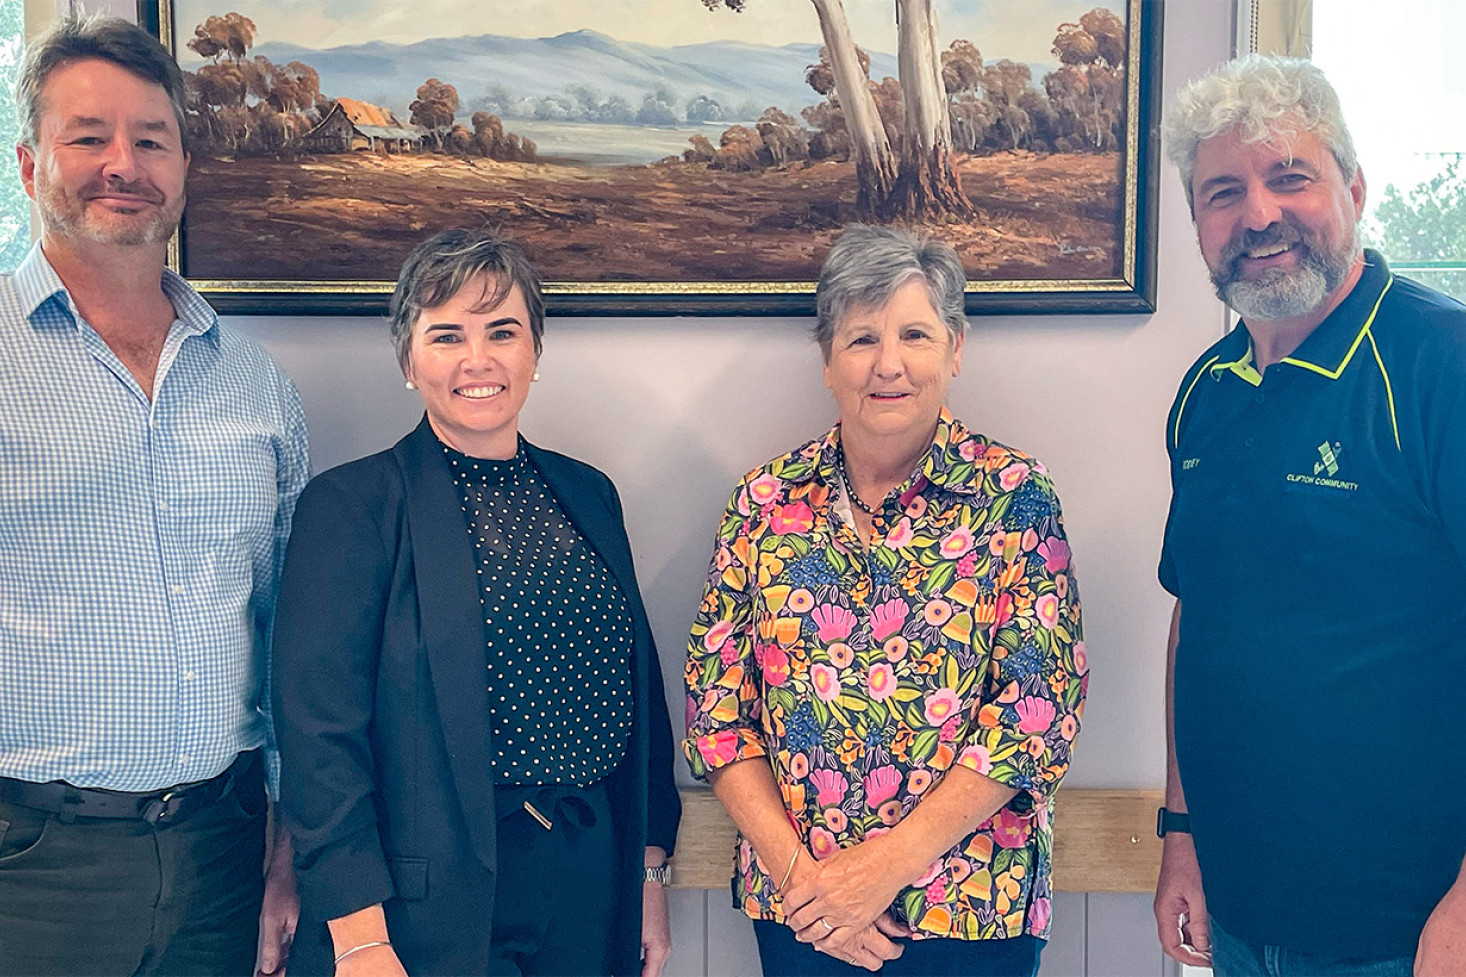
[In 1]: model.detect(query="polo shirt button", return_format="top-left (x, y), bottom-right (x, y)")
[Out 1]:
top-left (1244, 437), bottom-right (1255, 448)
top-left (1254, 392), bottom-right (1265, 404)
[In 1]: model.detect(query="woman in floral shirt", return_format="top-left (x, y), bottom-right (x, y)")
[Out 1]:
top-left (684, 225), bottom-right (1086, 976)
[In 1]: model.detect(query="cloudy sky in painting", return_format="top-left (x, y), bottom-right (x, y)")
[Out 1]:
top-left (174, 0), bottom-right (1126, 63)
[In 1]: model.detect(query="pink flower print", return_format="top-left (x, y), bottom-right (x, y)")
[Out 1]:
top-left (1015, 696), bottom-right (1056, 734)
top-left (994, 592), bottom-right (1014, 628)
top-left (863, 765), bottom-right (901, 809)
top-left (827, 642), bottom-right (854, 668)
top-left (789, 588), bottom-right (816, 613)
top-left (867, 662), bottom-right (897, 701)
top-left (1036, 594), bottom-right (1060, 629)
top-left (823, 807), bottom-right (848, 833)
top-left (906, 768), bottom-right (933, 794)
top-left (999, 462), bottom-right (1031, 492)
top-left (809, 769), bottom-right (849, 808)
top-left (812, 604), bottom-right (857, 642)
top-left (958, 744), bottom-right (993, 775)
top-left (769, 501), bottom-right (815, 535)
top-left (761, 646), bottom-right (790, 687)
top-left (904, 494), bottom-right (928, 519)
top-left (924, 598), bottom-right (953, 626)
top-left (809, 826), bottom-right (839, 860)
top-left (789, 752), bottom-right (810, 778)
top-left (924, 688), bottom-right (963, 725)
top-left (1073, 641), bottom-right (1089, 675)
top-left (878, 799), bottom-right (904, 825)
top-left (925, 877), bottom-right (949, 902)
top-left (747, 473), bottom-right (782, 506)
top-left (883, 635), bottom-right (909, 662)
top-left (810, 663), bottom-right (842, 702)
top-left (1038, 536), bottom-right (1071, 572)
top-left (939, 716), bottom-right (960, 743)
top-left (956, 551), bottom-right (979, 578)
top-left (959, 438), bottom-right (981, 461)
top-left (870, 599), bottom-right (908, 642)
top-left (940, 526), bottom-right (976, 559)
top-left (883, 517), bottom-right (914, 550)
top-left (992, 807), bottom-right (1032, 849)
top-left (703, 620), bottom-right (733, 653)
top-left (914, 859), bottom-right (944, 887)
top-left (1021, 528), bottom-right (1040, 552)
top-left (1029, 895), bottom-right (1051, 933)
top-left (696, 733), bottom-right (738, 767)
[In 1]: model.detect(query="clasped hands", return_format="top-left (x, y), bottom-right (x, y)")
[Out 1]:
top-left (781, 842), bottom-right (910, 971)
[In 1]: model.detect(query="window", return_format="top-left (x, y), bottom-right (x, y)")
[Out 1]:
top-left (1310, 1), bottom-right (1466, 300)
top-left (0, 0), bottom-right (30, 271)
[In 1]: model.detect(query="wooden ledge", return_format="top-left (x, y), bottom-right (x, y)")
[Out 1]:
top-left (670, 787), bottom-right (1162, 893)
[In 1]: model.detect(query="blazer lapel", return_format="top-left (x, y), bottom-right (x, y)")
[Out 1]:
top-left (396, 417), bottom-right (498, 870)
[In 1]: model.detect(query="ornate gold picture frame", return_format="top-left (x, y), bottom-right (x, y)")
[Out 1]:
top-left (142, 0), bottom-right (1162, 315)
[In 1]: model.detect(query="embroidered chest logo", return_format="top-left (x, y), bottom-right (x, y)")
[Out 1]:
top-left (1313, 441), bottom-right (1340, 477)
top-left (1285, 440), bottom-right (1358, 493)
top-left (1181, 458), bottom-right (1200, 470)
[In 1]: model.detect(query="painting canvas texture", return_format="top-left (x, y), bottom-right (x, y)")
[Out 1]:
top-left (159, 0), bottom-right (1155, 312)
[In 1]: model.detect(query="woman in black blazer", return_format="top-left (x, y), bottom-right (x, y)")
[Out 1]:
top-left (273, 229), bottom-right (681, 976)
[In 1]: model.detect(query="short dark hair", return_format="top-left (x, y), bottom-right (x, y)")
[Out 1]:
top-left (388, 228), bottom-right (546, 372)
top-left (17, 15), bottom-right (190, 156)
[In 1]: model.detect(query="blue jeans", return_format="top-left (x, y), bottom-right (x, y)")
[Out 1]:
top-left (752, 920), bottom-right (1043, 977)
top-left (1209, 916), bottom-right (1414, 977)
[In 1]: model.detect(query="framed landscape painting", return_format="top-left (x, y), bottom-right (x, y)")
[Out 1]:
top-left (141, 0), bottom-right (1163, 315)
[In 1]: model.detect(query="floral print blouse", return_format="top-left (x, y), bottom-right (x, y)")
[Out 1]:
top-left (683, 409), bottom-right (1086, 941)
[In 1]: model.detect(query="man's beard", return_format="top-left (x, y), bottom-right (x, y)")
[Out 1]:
top-left (36, 173), bottom-right (183, 247)
top-left (1210, 220), bottom-right (1359, 321)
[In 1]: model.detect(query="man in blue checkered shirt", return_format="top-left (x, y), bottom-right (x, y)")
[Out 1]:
top-left (0, 16), bottom-right (309, 976)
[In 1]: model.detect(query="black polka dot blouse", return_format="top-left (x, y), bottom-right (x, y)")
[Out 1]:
top-left (445, 441), bottom-right (633, 786)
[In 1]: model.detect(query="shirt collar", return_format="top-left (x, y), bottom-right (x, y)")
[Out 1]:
top-left (15, 240), bottom-right (220, 346)
top-left (802, 406), bottom-right (984, 501)
top-left (1210, 249), bottom-right (1393, 386)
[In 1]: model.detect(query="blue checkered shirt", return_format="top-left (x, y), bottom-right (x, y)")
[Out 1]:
top-left (0, 243), bottom-right (309, 792)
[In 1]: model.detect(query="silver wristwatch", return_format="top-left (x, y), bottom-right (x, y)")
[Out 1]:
top-left (643, 864), bottom-right (671, 886)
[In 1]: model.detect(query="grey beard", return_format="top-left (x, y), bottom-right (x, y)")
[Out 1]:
top-left (1212, 224), bottom-right (1359, 322)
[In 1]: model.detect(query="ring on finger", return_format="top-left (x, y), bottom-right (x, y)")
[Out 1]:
top-left (819, 917), bottom-right (834, 934)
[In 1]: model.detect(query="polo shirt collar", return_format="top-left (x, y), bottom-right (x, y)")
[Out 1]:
top-left (15, 240), bottom-right (220, 346)
top-left (1210, 249), bottom-right (1394, 386)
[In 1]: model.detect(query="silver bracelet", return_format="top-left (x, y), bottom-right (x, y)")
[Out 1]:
top-left (334, 941), bottom-right (391, 965)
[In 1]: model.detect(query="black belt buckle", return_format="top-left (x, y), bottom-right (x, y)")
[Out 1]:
top-left (141, 790), bottom-right (184, 825)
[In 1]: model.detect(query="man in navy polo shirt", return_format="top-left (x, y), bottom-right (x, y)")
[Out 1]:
top-left (1153, 56), bottom-right (1466, 976)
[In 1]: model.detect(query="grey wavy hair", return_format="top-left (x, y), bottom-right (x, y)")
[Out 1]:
top-left (1164, 54), bottom-right (1358, 210)
top-left (16, 15), bottom-right (190, 156)
top-left (814, 224), bottom-right (969, 358)
top-left (388, 228), bottom-right (545, 372)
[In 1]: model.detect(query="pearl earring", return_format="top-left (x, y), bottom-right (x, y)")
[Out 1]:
top-left (405, 380), bottom-right (417, 391)
top-left (532, 371), bottom-right (540, 382)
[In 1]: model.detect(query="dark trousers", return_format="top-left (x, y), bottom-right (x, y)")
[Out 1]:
top-left (488, 782), bottom-right (617, 977)
top-left (0, 756), bottom-right (267, 977)
top-left (753, 920), bottom-right (1044, 977)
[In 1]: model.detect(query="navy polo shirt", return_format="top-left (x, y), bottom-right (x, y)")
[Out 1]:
top-left (1160, 252), bottom-right (1466, 957)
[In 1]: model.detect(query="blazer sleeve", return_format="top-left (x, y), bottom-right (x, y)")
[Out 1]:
top-left (272, 469), bottom-right (397, 922)
top-left (603, 475), bottom-right (682, 857)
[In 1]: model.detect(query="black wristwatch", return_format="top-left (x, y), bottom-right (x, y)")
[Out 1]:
top-left (1156, 807), bottom-right (1191, 838)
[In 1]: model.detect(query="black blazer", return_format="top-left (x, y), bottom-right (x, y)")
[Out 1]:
top-left (273, 417), bottom-right (680, 976)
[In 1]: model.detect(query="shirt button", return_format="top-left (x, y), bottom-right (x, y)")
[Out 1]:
top-left (1244, 437), bottom-right (1255, 448)
top-left (179, 754), bottom-right (192, 764)
top-left (158, 500), bottom-right (170, 510)
top-left (183, 669), bottom-right (196, 681)
top-left (1254, 392), bottom-right (1265, 404)
top-left (171, 585), bottom-right (185, 596)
